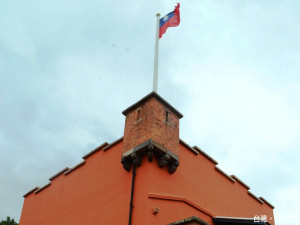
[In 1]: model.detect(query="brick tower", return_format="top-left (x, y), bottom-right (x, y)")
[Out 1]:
top-left (121, 92), bottom-right (183, 173)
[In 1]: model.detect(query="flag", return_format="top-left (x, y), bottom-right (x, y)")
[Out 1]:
top-left (159, 3), bottom-right (180, 38)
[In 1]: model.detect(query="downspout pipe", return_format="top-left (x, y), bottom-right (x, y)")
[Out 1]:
top-left (128, 163), bottom-right (136, 225)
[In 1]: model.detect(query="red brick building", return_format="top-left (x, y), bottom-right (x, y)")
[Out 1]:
top-left (19, 92), bottom-right (275, 225)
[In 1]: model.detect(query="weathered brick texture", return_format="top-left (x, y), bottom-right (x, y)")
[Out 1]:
top-left (123, 96), bottom-right (180, 156)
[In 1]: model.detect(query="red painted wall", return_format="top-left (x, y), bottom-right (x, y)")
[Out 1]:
top-left (19, 139), bottom-right (274, 225)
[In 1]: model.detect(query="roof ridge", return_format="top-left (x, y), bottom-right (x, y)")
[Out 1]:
top-left (248, 191), bottom-right (264, 204)
top-left (193, 146), bottom-right (218, 165)
top-left (23, 187), bottom-right (39, 198)
top-left (64, 161), bottom-right (86, 176)
top-left (49, 167), bottom-right (70, 181)
top-left (179, 139), bottom-right (198, 155)
top-left (259, 197), bottom-right (275, 209)
top-left (34, 182), bottom-right (51, 194)
top-left (82, 142), bottom-right (109, 159)
top-left (215, 166), bottom-right (236, 183)
top-left (230, 175), bottom-right (250, 190)
top-left (122, 92), bottom-right (183, 118)
top-left (103, 137), bottom-right (123, 151)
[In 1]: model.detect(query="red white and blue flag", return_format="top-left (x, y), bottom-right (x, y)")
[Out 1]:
top-left (159, 3), bottom-right (180, 38)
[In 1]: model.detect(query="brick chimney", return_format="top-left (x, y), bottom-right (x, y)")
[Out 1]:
top-left (121, 92), bottom-right (183, 173)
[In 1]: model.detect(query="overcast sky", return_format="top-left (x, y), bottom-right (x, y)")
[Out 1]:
top-left (1, 1), bottom-right (299, 224)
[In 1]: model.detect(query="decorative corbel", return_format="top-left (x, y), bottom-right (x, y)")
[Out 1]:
top-left (148, 144), bottom-right (154, 162)
top-left (168, 160), bottom-right (179, 174)
top-left (121, 157), bottom-right (132, 171)
top-left (131, 152), bottom-right (142, 166)
top-left (158, 154), bottom-right (170, 168)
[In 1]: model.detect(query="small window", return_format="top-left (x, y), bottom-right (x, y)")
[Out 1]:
top-left (165, 110), bottom-right (169, 122)
top-left (137, 109), bottom-right (141, 121)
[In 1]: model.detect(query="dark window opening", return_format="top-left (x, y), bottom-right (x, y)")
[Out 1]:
top-left (137, 109), bottom-right (141, 121)
top-left (165, 110), bottom-right (169, 122)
